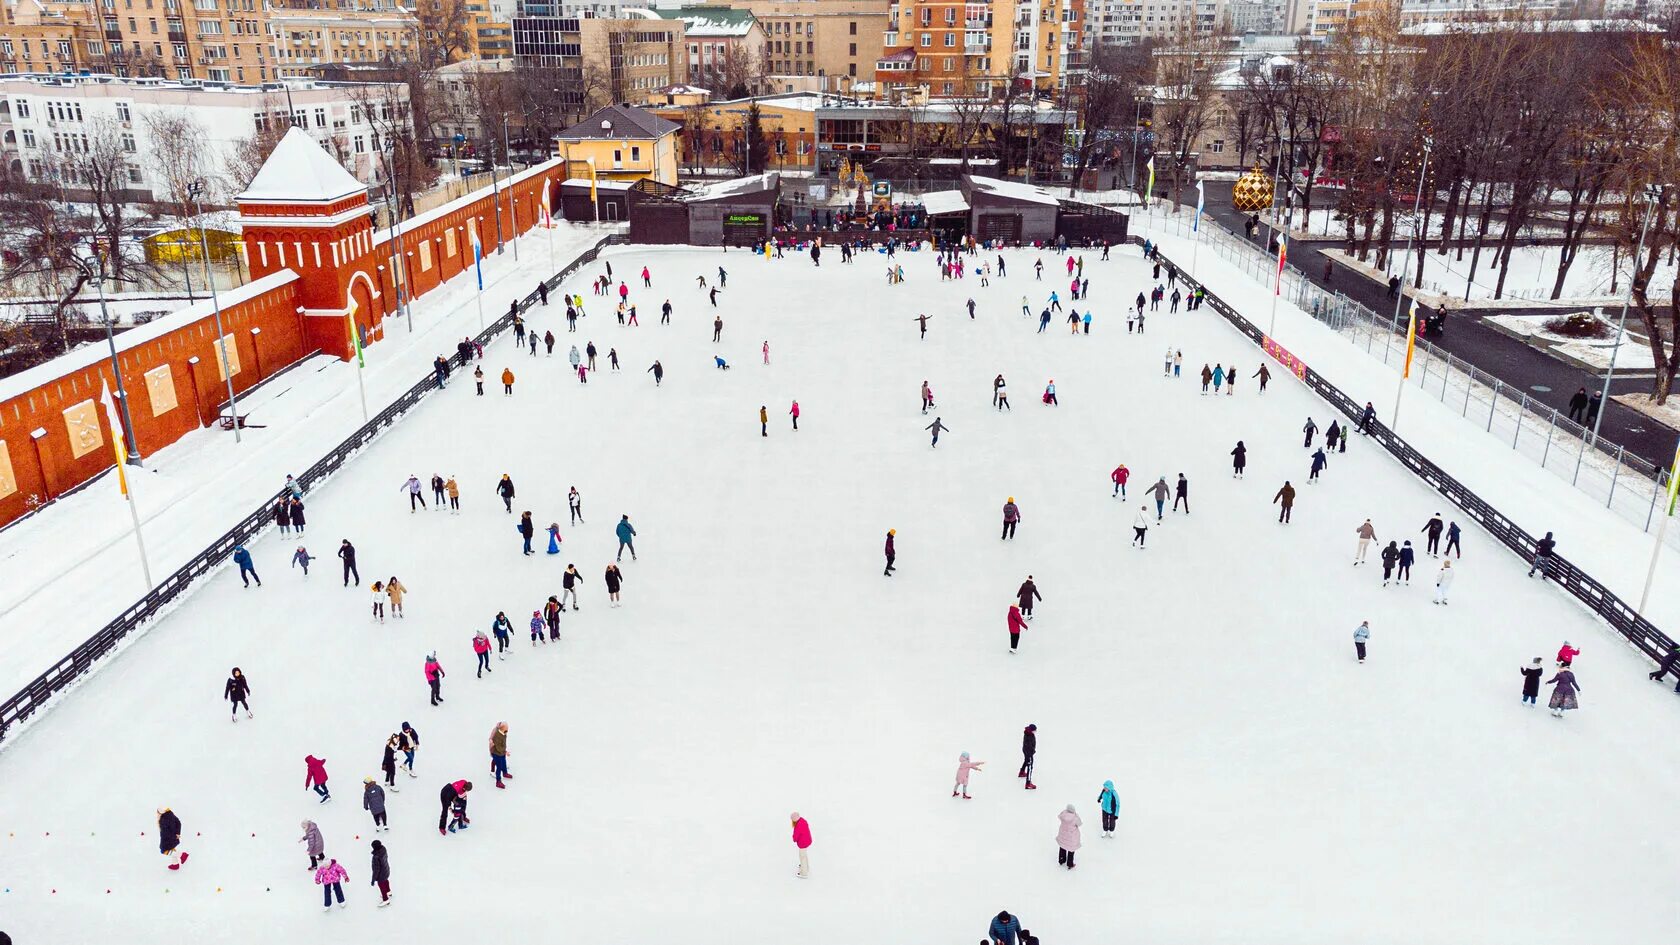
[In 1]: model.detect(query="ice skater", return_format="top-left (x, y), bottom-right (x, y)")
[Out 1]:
top-left (616, 515), bottom-right (638, 561)
top-left (1001, 497), bottom-right (1021, 540)
top-left (1097, 780), bottom-right (1120, 837)
top-left (883, 529), bottom-right (896, 576)
top-left (1019, 724), bottom-right (1038, 790)
top-left (1056, 805), bottom-right (1082, 869)
top-left (1132, 506), bottom-right (1149, 548)
top-left (953, 752), bottom-right (985, 797)
top-left (1354, 519), bottom-right (1376, 564)
top-left (1354, 620), bottom-right (1370, 663)
top-left (1007, 602), bottom-right (1028, 652)
top-left (1433, 559), bottom-right (1454, 604)
top-left (304, 754), bottom-right (331, 803)
top-left (224, 666), bottom-right (252, 721)
top-left (1231, 441), bottom-right (1247, 478)
top-left (424, 652), bottom-right (445, 705)
top-left (1547, 665), bottom-right (1581, 718)
top-left (1016, 575), bottom-right (1041, 619)
top-left (158, 807), bottom-right (186, 869)
top-left (925, 417), bottom-right (950, 447)
top-left (791, 812), bottom-right (812, 878)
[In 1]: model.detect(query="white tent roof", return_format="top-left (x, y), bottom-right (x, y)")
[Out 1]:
top-left (921, 190), bottom-right (969, 215)
top-left (238, 127), bottom-right (367, 203)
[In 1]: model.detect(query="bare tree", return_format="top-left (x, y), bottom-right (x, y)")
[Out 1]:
top-left (1066, 42), bottom-right (1151, 195)
top-left (417, 0), bottom-right (475, 69)
top-left (143, 108), bottom-right (214, 218)
top-left (1153, 41), bottom-right (1215, 211)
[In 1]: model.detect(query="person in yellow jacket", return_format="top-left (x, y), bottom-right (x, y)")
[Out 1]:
top-left (385, 577), bottom-right (406, 618)
top-left (500, 368), bottom-right (515, 396)
top-left (760, 405), bottom-right (769, 437)
top-left (444, 476), bottom-right (460, 513)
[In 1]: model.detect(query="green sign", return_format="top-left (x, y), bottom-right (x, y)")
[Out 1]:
top-left (872, 182), bottom-right (893, 198)
top-left (726, 213), bottom-right (763, 226)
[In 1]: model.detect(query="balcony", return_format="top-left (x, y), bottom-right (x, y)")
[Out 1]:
top-left (168, 30), bottom-right (187, 41)
top-left (965, 42), bottom-right (990, 53)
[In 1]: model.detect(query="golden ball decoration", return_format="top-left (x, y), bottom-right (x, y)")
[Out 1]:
top-left (1231, 166), bottom-right (1275, 213)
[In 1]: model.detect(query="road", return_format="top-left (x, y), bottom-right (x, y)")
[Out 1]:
top-left (1195, 199), bottom-right (1675, 470)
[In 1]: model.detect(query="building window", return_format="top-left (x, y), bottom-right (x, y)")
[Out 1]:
top-left (631, 145), bottom-right (640, 161)
top-left (14, 99), bottom-right (29, 118)
top-left (945, 32), bottom-right (954, 46)
top-left (313, 107), bottom-right (326, 128)
top-left (849, 20), bottom-right (857, 34)
top-left (612, 148), bottom-right (622, 166)
top-left (21, 129), bottom-right (35, 148)
top-left (115, 102), bottom-right (131, 122)
top-left (849, 42), bottom-right (856, 55)
top-left (127, 165), bottom-right (142, 183)
top-left (121, 132), bottom-right (136, 152)
top-left (1209, 139), bottom-right (1224, 153)
top-left (919, 33), bottom-right (930, 46)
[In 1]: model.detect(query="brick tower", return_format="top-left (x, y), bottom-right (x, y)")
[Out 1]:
top-left (236, 127), bottom-right (384, 360)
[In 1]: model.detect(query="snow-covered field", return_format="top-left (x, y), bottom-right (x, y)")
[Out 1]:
top-left (1415, 244), bottom-right (1677, 304)
top-left (4, 242), bottom-right (1680, 944)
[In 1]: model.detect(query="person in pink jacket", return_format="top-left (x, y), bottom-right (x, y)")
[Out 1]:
top-left (1007, 603), bottom-right (1029, 654)
top-left (424, 653), bottom-right (445, 706)
top-left (790, 812), bottom-right (812, 878)
top-left (1056, 804), bottom-right (1082, 870)
top-left (789, 399), bottom-right (800, 431)
top-left (472, 631), bottom-right (492, 678)
top-left (952, 752), bottom-right (985, 799)
top-left (314, 857), bottom-right (349, 910)
top-left (304, 755), bottom-right (331, 803)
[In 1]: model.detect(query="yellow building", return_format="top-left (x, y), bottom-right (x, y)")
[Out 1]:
top-left (554, 103), bottom-right (680, 185)
top-left (649, 91), bottom-right (820, 172)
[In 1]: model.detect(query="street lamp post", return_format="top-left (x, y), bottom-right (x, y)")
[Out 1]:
top-left (381, 143), bottom-right (413, 332)
top-left (1591, 184), bottom-right (1663, 450)
top-left (89, 242), bottom-right (142, 465)
top-left (188, 179), bottom-right (242, 444)
top-left (1390, 137), bottom-right (1433, 431)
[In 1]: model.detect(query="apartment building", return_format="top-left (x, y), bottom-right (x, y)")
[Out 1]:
top-left (0, 0), bottom-right (105, 74)
top-left (875, 0), bottom-right (1083, 99)
top-left (701, 0), bottom-right (890, 92)
top-left (653, 7), bottom-right (766, 92)
top-left (512, 12), bottom-right (685, 117)
top-left (1085, 0), bottom-right (1218, 47)
top-left (0, 72), bottom-right (407, 197)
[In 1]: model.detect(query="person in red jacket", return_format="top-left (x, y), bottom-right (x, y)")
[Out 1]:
top-left (1007, 603), bottom-right (1029, 653)
top-left (305, 755), bottom-right (331, 803)
top-left (883, 529), bottom-right (896, 576)
top-left (1557, 642), bottom-right (1580, 666)
top-left (1111, 464), bottom-right (1129, 498)
top-left (790, 812), bottom-right (813, 878)
top-left (439, 780), bottom-right (472, 835)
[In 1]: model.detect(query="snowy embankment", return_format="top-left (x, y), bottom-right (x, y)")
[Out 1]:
top-left (1, 243), bottom-right (1678, 944)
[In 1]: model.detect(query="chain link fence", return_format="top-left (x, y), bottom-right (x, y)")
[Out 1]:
top-left (1170, 212), bottom-right (1679, 549)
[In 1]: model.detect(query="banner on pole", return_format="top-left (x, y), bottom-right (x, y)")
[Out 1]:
top-left (98, 381), bottom-right (129, 496)
top-left (1274, 235), bottom-right (1287, 296)
top-left (1668, 441), bottom-right (1680, 515)
top-left (1402, 306), bottom-right (1418, 378)
top-left (469, 220), bottom-right (484, 291)
top-left (1194, 180), bottom-right (1204, 232)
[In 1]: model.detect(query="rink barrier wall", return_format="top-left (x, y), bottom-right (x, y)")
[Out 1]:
top-left (1156, 242), bottom-right (1678, 668)
top-left (0, 233), bottom-right (628, 747)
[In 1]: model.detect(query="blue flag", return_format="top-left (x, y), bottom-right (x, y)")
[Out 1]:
top-left (1194, 180), bottom-right (1204, 232)
top-left (470, 222), bottom-right (483, 291)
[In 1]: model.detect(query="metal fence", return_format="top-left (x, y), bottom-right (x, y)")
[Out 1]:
top-left (1154, 236), bottom-right (1675, 668)
top-left (1169, 212), bottom-right (1679, 550)
top-left (0, 233), bottom-right (628, 746)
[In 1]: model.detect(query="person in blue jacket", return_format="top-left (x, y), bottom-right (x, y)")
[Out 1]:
top-left (1444, 520), bottom-right (1462, 558)
top-left (232, 544), bottom-right (260, 587)
top-left (989, 911), bottom-right (1023, 945)
top-left (1309, 448), bottom-right (1327, 482)
top-left (1097, 780), bottom-right (1120, 838)
top-left (615, 515), bottom-right (638, 562)
top-left (1397, 540), bottom-right (1415, 584)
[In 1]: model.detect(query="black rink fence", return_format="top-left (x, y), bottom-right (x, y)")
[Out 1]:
top-left (0, 233), bottom-right (628, 745)
top-left (1152, 240), bottom-right (1677, 668)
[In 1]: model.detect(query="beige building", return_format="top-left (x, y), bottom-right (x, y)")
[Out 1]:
top-left (703, 0), bottom-right (888, 93)
top-left (512, 14), bottom-right (686, 116)
top-left (269, 6), bottom-right (418, 79)
top-left (875, 0), bottom-right (1084, 99)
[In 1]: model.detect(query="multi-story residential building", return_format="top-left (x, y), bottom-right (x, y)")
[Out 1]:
top-left (0, 71), bottom-right (407, 196)
top-left (512, 12), bottom-right (685, 117)
top-left (1085, 0), bottom-right (1218, 47)
top-left (268, 3), bottom-right (418, 78)
top-left (0, 0), bottom-right (106, 74)
top-left (705, 0), bottom-right (889, 93)
top-left (648, 89), bottom-right (820, 170)
top-left (1221, 0), bottom-right (1282, 33)
top-left (427, 55), bottom-right (510, 145)
top-left (653, 7), bottom-right (766, 93)
top-left (874, 0), bottom-right (1082, 100)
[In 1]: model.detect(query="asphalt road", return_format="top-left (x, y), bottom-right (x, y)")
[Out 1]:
top-left (1195, 200), bottom-right (1675, 470)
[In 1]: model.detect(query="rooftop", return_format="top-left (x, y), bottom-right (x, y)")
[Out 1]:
top-left (965, 174), bottom-right (1059, 207)
top-left (653, 6), bottom-right (758, 35)
top-left (238, 126), bottom-right (369, 204)
top-left (557, 104), bottom-right (681, 141)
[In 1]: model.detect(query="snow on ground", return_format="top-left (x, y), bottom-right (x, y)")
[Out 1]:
top-left (1413, 244), bottom-right (1677, 304)
top-left (1485, 312), bottom-right (1658, 372)
top-left (0, 221), bottom-right (620, 699)
top-left (4, 242), bottom-right (1680, 944)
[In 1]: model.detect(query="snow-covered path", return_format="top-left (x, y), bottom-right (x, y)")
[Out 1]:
top-left (0, 223), bottom-right (619, 698)
top-left (2, 244), bottom-right (1677, 943)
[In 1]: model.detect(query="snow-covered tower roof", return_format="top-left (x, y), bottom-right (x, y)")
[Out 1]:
top-left (238, 127), bottom-right (368, 205)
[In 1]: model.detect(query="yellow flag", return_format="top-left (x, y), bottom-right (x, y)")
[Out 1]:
top-left (1667, 440), bottom-right (1680, 516)
top-left (1402, 305), bottom-right (1418, 378)
top-left (99, 380), bottom-right (129, 496)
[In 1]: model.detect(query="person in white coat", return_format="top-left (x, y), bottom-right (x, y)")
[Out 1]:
top-left (1433, 559), bottom-right (1455, 604)
top-left (1132, 506), bottom-right (1150, 548)
top-left (1056, 804), bottom-right (1082, 869)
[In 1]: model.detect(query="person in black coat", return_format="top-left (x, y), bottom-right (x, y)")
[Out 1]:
top-left (1528, 531), bottom-right (1556, 579)
top-left (1018, 724), bottom-right (1037, 789)
top-left (1521, 657), bottom-right (1545, 705)
top-left (1326, 421), bottom-right (1342, 452)
top-left (289, 497), bottom-right (306, 533)
top-left (224, 667), bottom-right (251, 721)
top-left (338, 539), bottom-right (359, 586)
top-left (496, 475), bottom-right (516, 513)
top-left (1421, 514), bottom-right (1446, 556)
top-left (1231, 441), bottom-right (1247, 478)
top-left (1586, 391), bottom-right (1603, 426)
top-left (371, 840), bottom-right (392, 905)
top-left (1302, 417), bottom-right (1318, 447)
top-left (381, 735), bottom-right (399, 787)
top-left (157, 807), bottom-right (185, 869)
top-left (1380, 541), bottom-right (1400, 586)
top-left (1397, 541), bottom-right (1415, 583)
top-left (1567, 387), bottom-right (1590, 423)
top-left (1358, 402), bottom-right (1376, 434)
top-left (604, 563), bottom-right (625, 606)
top-left (1016, 576), bottom-right (1042, 619)
top-left (518, 512), bottom-right (535, 556)
top-left (1650, 645), bottom-right (1680, 685)
top-left (273, 498), bottom-right (292, 535)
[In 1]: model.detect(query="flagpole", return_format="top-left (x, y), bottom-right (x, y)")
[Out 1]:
top-left (1391, 138), bottom-right (1433, 431)
top-left (1640, 438), bottom-right (1680, 612)
top-left (346, 313), bottom-right (368, 422)
top-left (124, 475), bottom-right (153, 588)
top-left (1268, 237), bottom-right (1286, 337)
top-left (100, 381), bottom-right (152, 587)
top-left (1191, 181), bottom-right (1203, 280)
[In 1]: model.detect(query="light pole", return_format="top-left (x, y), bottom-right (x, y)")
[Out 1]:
top-left (1390, 136), bottom-right (1433, 431)
top-left (89, 242), bottom-right (142, 465)
top-left (1591, 183), bottom-right (1663, 449)
top-left (380, 143), bottom-right (413, 332)
top-left (188, 179), bottom-right (242, 444)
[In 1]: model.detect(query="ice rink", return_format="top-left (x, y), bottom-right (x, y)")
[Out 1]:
top-left (3, 242), bottom-right (1678, 944)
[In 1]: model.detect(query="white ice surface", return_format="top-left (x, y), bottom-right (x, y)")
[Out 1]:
top-left (3, 241), bottom-right (1680, 944)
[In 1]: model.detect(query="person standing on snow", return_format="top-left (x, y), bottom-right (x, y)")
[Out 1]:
top-left (1433, 559), bottom-right (1455, 604)
top-left (386, 577), bottom-right (406, 618)
top-left (473, 630), bottom-right (492, 677)
top-left (429, 474), bottom-right (446, 508)
top-left (232, 544), bottom-right (260, 587)
top-left (1302, 417), bottom-right (1318, 448)
top-left (438, 780), bottom-right (471, 836)
top-left (760, 405), bottom-right (769, 437)
top-left (1149, 477), bottom-right (1170, 521)
top-left (381, 735), bottom-right (400, 789)
top-left (338, 539), bottom-right (360, 586)
top-left (158, 807), bottom-right (186, 869)
top-left (292, 546), bottom-right (314, 576)
top-left (1132, 505), bottom-right (1150, 548)
top-left (489, 722), bottom-right (512, 789)
top-left (791, 812), bottom-right (813, 878)
top-left (1212, 363), bottom-right (1224, 392)
top-left (224, 667), bottom-right (252, 721)
top-left (953, 752), bottom-right (985, 798)
top-left (567, 487), bottom-right (584, 525)
top-left (925, 417), bottom-right (951, 448)
top-left (399, 722), bottom-right (419, 776)
top-left (1547, 666), bottom-right (1581, 718)
top-left (424, 653), bottom-right (445, 706)
top-left (1056, 805), bottom-right (1082, 869)
top-left (990, 911), bottom-right (1024, 945)
top-left (1358, 401), bottom-right (1376, 434)
top-left (1097, 781), bottom-right (1120, 838)
top-left (299, 818), bottom-right (325, 870)
top-left (305, 755), bottom-right (331, 803)
top-left (1380, 540), bottom-right (1400, 585)
top-left (363, 777), bottom-right (387, 832)
top-left (1398, 540), bottom-right (1415, 584)
top-left (604, 563), bottom-right (625, 607)
top-left (289, 496), bottom-right (307, 534)
top-left (1354, 621), bottom-right (1370, 663)
top-left (1326, 420), bottom-right (1342, 452)
top-left (1421, 514), bottom-right (1446, 556)
top-left (370, 581), bottom-right (386, 622)
top-left (1354, 519), bottom-right (1377, 565)
top-left (1231, 441), bottom-right (1248, 478)
top-left (1273, 481), bottom-right (1296, 523)
top-left (1444, 521), bottom-right (1463, 558)
top-left (884, 529), bottom-right (897, 576)
top-left (371, 840), bottom-right (393, 906)
top-left (1200, 364), bottom-right (1213, 394)
top-left (1007, 602), bottom-right (1029, 652)
top-left (616, 515), bottom-right (638, 561)
top-left (519, 512), bottom-right (535, 556)
top-left (789, 400), bottom-right (800, 430)
top-left (1016, 576), bottom-right (1041, 620)
top-left (1309, 448), bottom-right (1327, 483)
top-left (562, 564), bottom-right (582, 610)
top-left (1528, 531), bottom-right (1556, 578)
top-left (1173, 474), bottom-right (1189, 514)
top-left (1001, 498), bottom-right (1021, 540)
top-left (529, 610), bottom-right (546, 645)
top-left (1019, 724), bottom-right (1038, 789)
top-left (492, 611), bottom-right (513, 658)
top-left (1253, 362), bottom-right (1271, 393)
top-left (1521, 658), bottom-right (1545, 706)
top-left (921, 380), bottom-right (935, 414)
top-left (1112, 463), bottom-right (1129, 497)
